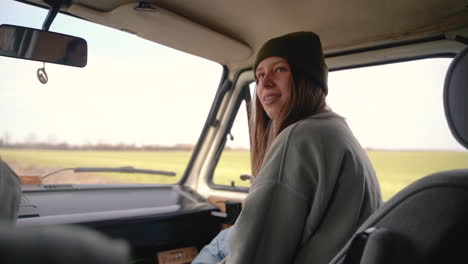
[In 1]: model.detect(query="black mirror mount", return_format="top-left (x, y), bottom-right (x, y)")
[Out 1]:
top-left (42, 0), bottom-right (73, 31)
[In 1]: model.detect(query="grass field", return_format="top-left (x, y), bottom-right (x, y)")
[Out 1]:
top-left (1, 148), bottom-right (468, 200)
top-left (0, 149), bottom-right (191, 184)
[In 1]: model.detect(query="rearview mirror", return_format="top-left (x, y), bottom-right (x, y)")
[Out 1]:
top-left (0, 24), bottom-right (87, 67)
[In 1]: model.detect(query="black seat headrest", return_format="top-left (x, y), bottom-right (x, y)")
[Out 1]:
top-left (444, 47), bottom-right (468, 149)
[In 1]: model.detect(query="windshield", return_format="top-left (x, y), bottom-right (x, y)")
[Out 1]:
top-left (0, 1), bottom-right (222, 184)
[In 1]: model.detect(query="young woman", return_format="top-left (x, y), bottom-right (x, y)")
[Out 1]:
top-left (194, 31), bottom-right (382, 264)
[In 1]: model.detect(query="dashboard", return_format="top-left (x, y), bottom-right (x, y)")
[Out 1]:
top-left (17, 184), bottom-right (222, 263)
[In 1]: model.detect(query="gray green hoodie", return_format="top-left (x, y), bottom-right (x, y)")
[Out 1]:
top-left (222, 111), bottom-right (382, 264)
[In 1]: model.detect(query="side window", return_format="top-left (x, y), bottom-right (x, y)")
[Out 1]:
top-left (212, 85), bottom-right (253, 188)
top-left (327, 58), bottom-right (467, 200)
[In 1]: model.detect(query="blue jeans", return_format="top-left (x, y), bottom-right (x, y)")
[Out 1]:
top-left (192, 227), bottom-right (231, 264)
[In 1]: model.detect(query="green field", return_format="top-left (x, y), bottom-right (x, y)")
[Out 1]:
top-left (0, 149), bottom-right (191, 185)
top-left (1, 148), bottom-right (468, 200)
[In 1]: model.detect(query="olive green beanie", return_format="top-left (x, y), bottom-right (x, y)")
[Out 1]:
top-left (254, 31), bottom-right (328, 94)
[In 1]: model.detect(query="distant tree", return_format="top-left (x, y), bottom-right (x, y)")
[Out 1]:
top-left (56, 142), bottom-right (70, 150)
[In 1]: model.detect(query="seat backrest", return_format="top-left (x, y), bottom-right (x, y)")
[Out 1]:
top-left (0, 224), bottom-right (130, 264)
top-left (329, 46), bottom-right (468, 264)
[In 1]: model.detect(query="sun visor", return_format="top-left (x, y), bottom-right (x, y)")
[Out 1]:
top-left (68, 3), bottom-right (252, 64)
top-left (444, 47), bottom-right (468, 149)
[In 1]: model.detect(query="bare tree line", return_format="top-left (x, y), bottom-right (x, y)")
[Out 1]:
top-left (0, 132), bottom-right (249, 151)
top-left (0, 132), bottom-right (195, 151)
top-left (0, 141), bottom-right (195, 151)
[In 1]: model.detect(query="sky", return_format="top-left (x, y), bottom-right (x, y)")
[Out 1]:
top-left (0, 0), bottom-right (465, 151)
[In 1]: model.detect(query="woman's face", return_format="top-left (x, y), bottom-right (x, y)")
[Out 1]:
top-left (255, 57), bottom-right (293, 121)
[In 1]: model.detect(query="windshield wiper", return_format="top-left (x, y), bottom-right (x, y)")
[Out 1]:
top-left (42, 166), bottom-right (176, 179)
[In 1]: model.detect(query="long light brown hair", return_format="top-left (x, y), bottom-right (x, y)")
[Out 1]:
top-left (250, 67), bottom-right (328, 176)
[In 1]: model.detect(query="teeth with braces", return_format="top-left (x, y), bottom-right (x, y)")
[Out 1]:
top-left (264, 95), bottom-right (280, 102)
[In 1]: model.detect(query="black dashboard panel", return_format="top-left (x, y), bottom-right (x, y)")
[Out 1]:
top-left (17, 184), bottom-right (222, 263)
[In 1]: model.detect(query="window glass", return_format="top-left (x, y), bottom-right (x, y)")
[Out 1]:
top-left (327, 58), bottom-right (467, 200)
top-left (0, 2), bottom-right (222, 184)
top-left (212, 99), bottom-right (251, 188)
top-left (213, 58), bottom-right (468, 200)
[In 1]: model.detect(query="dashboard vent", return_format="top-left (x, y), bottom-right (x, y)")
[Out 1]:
top-left (43, 184), bottom-right (74, 190)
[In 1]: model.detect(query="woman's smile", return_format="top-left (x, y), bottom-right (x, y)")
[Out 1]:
top-left (262, 93), bottom-right (281, 105)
